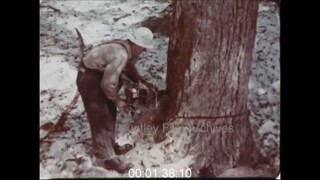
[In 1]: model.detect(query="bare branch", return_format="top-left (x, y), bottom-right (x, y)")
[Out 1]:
top-left (113, 13), bottom-right (131, 22)
top-left (40, 92), bottom-right (80, 144)
top-left (40, 4), bottom-right (61, 13)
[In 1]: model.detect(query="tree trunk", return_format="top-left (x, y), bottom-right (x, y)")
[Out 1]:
top-left (154, 0), bottom-right (270, 177)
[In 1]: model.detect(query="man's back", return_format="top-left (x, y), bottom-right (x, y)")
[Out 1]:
top-left (83, 42), bottom-right (131, 71)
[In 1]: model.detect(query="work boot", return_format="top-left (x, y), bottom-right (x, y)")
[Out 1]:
top-left (114, 143), bottom-right (133, 155)
top-left (104, 157), bottom-right (134, 174)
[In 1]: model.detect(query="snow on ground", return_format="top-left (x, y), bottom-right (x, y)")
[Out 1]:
top-left (248, 1), bottom-right (280, 170)
top-left (40, 0), bottom-right (177, 178)
top-left (40, 0), bottom-right (279, 178)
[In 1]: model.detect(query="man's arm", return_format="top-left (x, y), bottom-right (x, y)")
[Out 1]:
top-left (123, 60), bottom-right (157, 91)
top-left (122, 60), bottom-right (145, 84)
top-left (100, 55), bottom-right (126, 105)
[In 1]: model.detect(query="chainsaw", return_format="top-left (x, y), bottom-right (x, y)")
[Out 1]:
top-left (121, 74), bottom-right (159, 113)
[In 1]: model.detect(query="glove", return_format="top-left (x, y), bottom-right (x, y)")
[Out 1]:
top-left (116, 100), bottom-right (130, 113)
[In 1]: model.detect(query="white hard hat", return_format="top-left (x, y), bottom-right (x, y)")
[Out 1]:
top-left (127, 27), bottom-right (154, 49)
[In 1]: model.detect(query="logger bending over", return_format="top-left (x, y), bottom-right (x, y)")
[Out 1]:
top-left (76, 27), bottom-right (155, 173)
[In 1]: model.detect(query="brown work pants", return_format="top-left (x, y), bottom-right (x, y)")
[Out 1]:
top-left (76, 62), bottom-right (121, 160)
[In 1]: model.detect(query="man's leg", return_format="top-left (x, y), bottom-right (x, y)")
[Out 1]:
top-left (77, 70), bottom-right (117, 160)
top-left (76, 70), bottom-right (132, 173)
top-left (85, 100), bottom-right (117, 159)
top-left (104, 78), bottom-right (133, 155)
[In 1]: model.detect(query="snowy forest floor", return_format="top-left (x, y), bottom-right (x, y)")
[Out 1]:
top-left (40, 0), bottom-right (280, 178)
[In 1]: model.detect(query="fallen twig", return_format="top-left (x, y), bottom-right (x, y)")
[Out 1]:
top-left (113, 13), bottom-right (131, 22)
top-left (40, 4), bottom-right (62, 13)
top-left (40, 92), bottom-right (80, 144)
top-left (53, 92), bottom-right (80, 130)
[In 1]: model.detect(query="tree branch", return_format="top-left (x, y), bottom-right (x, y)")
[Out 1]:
top-left (40, 92), bottom-right (80, 144)
top-left (40, 4), bottom-right (62, 13)
top-left (113, 13), bottom-right (131, 22)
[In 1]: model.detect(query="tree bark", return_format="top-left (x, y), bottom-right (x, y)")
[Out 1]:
top-left (153, 0), bottom-right (272, 177)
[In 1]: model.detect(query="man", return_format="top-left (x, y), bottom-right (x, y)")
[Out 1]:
top-left (76, 27), bottom-right (154, 173)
